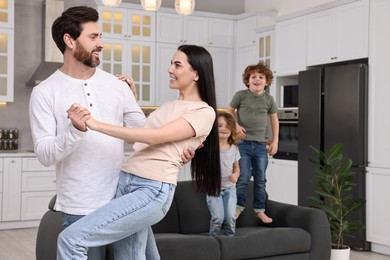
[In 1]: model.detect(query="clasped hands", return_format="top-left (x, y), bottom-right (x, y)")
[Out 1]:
top-left (66, 103), bottom-right (97, 132)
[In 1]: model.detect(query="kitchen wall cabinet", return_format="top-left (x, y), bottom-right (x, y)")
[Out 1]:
top-left (274, 16), bottom-right (307, 76)
top-left (306, 0), bottom-right (369, 66)
top-left (99, 6), bottom-right (155, 42)
top-left (257, 29), bottom-right (273, 72)
top-left (156, 12), bottom-right (234, 107)
top-left (0, 154), bottom-right (56, 229)
top-left (98, 6), bottom-right (156, 106)
top-left (0, 0), bottom-right (14, 102)
top-left (367, 167), bottom-right (390, 248)
top-left (266, 158), bottom-right (298, 205)
top-left (236, 15), bottom-right (257, 48)
top-left (235, 29), bottom-right (273, 95)
top-left (156, 12), bottom-right (234, 48)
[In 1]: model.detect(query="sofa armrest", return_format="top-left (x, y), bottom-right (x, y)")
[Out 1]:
top-left (266, 200), bottom-right (331, 260)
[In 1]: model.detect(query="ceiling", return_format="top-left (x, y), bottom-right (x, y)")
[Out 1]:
top-left (16, 0), bottom-right (339, 16)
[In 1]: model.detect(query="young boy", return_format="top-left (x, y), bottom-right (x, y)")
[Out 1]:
top-left (226, 62), bottom-right (279, 223)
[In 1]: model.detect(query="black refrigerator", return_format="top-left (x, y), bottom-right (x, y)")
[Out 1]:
top-left (298, 62), bottom-right (370, 250)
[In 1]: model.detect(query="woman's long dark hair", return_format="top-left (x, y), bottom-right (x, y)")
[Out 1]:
top-left (177, 45), bottom-right (221, 196)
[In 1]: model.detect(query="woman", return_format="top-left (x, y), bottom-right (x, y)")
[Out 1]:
top-left (57, 45), bottom-right (221, 260)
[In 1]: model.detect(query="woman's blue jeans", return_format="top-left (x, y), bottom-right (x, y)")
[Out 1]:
top-left (236, 141), bottom-right (268, 212)
top-left (206, 187), bottom-right (237, 237)
top-left (57, 171), bottom-right (175, 260)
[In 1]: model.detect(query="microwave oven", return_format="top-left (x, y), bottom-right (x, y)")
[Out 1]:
top-left (280, 84), bottom-right (299, 108)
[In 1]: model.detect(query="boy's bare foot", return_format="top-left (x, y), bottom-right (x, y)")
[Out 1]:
top-left (256, 212), bottom-right (273, 223)
top-left (236, 210), bottom-right (241, 219)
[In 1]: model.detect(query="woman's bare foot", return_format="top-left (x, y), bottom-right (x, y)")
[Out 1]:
top-left (256, 212), bottom-right (273, 223)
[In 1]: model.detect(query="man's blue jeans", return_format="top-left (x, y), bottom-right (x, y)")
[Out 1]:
top-left (206, 186), bottom-right (237, 237)
top-left (57, 171), bottom-right (175, 260)
top-left (236, 141), bottom-right (268, 212)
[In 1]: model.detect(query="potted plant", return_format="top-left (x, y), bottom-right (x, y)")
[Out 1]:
top-left (308, 143), bottom-right (366, 260)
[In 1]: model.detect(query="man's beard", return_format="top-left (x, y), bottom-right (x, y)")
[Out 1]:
top-left (74, 41), bottom-right (101, 68)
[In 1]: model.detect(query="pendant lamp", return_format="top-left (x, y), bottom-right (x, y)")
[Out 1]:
top-left (102, 0), bottom-right (122, 7)
top-left (141, 0), bottom-right (162, 11)
top-left (175, 0), bottom-right (195, 16)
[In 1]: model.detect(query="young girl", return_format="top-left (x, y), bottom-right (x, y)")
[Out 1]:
top-left (207, 112), bottom-right (240, 237)
top-left (56, 45), bottom-right (221, 260)
top-left (227, 61), bottom-right (279, 224)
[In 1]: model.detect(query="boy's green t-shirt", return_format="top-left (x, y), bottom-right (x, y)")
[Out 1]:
top-left (230, 89), bottom-right (278, 142)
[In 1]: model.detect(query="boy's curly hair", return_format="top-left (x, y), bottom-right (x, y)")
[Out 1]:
top-left (242, 61), bottom-right (274, 89)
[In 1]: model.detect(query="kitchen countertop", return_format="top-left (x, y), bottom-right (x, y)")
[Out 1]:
top-left (0, 150), bottom-right (36, 157)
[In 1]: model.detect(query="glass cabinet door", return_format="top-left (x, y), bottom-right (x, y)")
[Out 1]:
top-left (258, 30), bottom-right (273, 70)
top-left (127, 42), bottom-right (155, 105)
top-left (100, 7), bottom-right (127, 39)
top-left (101, 39), bottom-right (127, 76)
top-left (0, 0), bottom-right (14, 28)
top-left (127, 10), bottom-right (155, 42)
top-left (0, 28), bottom-right (13, 102)
top-left (99, 7), bottom-right (155, 42)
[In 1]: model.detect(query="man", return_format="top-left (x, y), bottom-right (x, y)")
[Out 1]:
top-left (29, 6), bottom-right (193, 259)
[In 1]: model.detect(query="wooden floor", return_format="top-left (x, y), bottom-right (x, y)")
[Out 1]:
top-left (0, 228), bottom-right (390, 260)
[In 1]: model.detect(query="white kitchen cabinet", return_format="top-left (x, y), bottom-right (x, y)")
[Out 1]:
top-left (266, 158), bottom-right (298, 205)
top-left (207, 47), bottom-right (234, 108)
top-left (98, 6), bottom-right (156, 106)
top-left (365, 1), bottom-right (390, 254)
top-left (2, 157), bottom-right (21, 221)
top-left (367, 167), bottom-right (390, 247)
top-left (100, 34), bottom-right (155, 106)
top-left (157, 13), bottom-right (207, 45)
top-left (257, 29), bottom-right (273, 72)
top-left (156, 12), bottom-right (233, 48)
top-left (306, 0), bottom-right (369, 66)
top-left (0, 154), bottom-right (56, 229)
top-left (235, 44), bottom-right (258, 93)
top-left (236, 15), bottom-right (257, 48)
top-left (155, 43), bottom-right (179, 106)
top-left (0, 0), bottom-right (14, 103)
top-left (208, 18), bottom-right (234, 48)
top-left (0, 0), bottom-right (14, 29)
top-left (274, 16), bottom-right (307, 76)
top-left (368, 0), bottom-right (390, 168)
top-left (99, 6), bottom-right (155, 42)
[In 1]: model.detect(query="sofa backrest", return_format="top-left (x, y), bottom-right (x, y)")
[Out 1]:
top-left (152, 180), bottom-right (267, 234)
top-left (174, 181), bottom-right (211, 234)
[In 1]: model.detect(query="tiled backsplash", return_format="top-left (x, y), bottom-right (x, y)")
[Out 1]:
top-left (0, 128), bottom-right (19, 150)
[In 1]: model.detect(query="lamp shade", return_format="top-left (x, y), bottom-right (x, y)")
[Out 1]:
top-left (102, 0), bottom-right (122, 7)
top-left (141, 0), bottom-right (162, 11)
top-left (175, 0), bottom-right (195, 16)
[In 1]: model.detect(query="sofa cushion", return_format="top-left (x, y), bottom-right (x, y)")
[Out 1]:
top-left (155, 233), bottom-right (220, 260)
top-left (217, 226), bottom-right (311, 260)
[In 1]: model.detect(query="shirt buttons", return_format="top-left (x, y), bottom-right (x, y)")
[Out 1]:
top-left (87, 93), bottom-right (90, 96)
top-left (89, 103), bottom-right (93, 107)
top-left (84, 83), bottom-right (87, 86)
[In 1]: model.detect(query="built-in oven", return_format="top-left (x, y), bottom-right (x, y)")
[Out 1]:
top-left (273, 108), bottom-right (298, 161)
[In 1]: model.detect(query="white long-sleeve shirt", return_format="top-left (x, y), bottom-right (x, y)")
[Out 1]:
top-left (29, 68), bottom-right (146, 215)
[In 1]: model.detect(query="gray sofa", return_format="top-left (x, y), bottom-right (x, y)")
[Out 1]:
top-left (36, 181), bottom-right (331, 260)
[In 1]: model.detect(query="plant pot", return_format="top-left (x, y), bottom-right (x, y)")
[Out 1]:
top-left (330, 246), bottom-right (350, 260)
